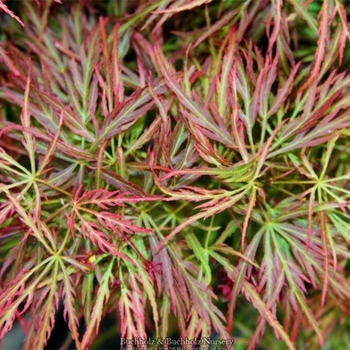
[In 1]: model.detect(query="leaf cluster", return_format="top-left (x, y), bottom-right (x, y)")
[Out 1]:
top-left (0, 0), bottom-right (349, 349)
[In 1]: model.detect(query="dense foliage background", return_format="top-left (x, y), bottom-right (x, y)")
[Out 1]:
top-left (0, 0), bottom-right (349, 349)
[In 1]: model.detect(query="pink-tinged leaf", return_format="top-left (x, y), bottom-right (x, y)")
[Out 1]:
top-left (154, 45), bottom-right (235, 147)
top-left (152, 0), bottom-right (212, 14)
top-left (99, 17), bottom-right (114, 113)
top-left (134, 260), bottom-right (159, 335)
top-left (0, 88), bottom-right (57, 136)
top-left (172, 267), bottom-right (191, 316)
top-left (62, 257), bottom-right (93, 273)
top-left (68, 58), bottom-right (84, 98)
top-left (59, 262), bottom-right (81, 348)
top-left (0, 308), bottom-right (16, 340)
top-left (156, 189), bottom-right (248, 252)
top-left (0, 0), bottom-right (24, 27)
top-left (211, 245), bottom-right (260, 269)
top-left (0, 264), bottom-right (38, 339)
top-left (94, 69), bottom-right (107, 115)
top-left (151, 164), bottom-right (228, 204)
top-left (80, 220), bottom-right (110, 249)
top-left (230, 64), bottom-right (249, 163)
top-left (318, 211), bottom-right (330, 306)
top-left (73, 187), bottom-right (161, 207)
top-left (148, 79), bottom-right (169, 122)
top-left (248, 319), bottom-right (267, 350)
top-left (218, 29), bottom-right (236, 120)
top-left (81, 259), bottom-right (115, 349)
top-left (296, 91), bottom-right (342, 134)
top-left (1, 122), bottom-right (94, 162)
top-left (180, 107), bottom-right (231, 146)
top-left (268, 62), bottom-right (301, 116)
top-left (92, 83), bottom-right (163, 148)
top-left (268, 108), bottom-right (350, 158)
top-left (160, 160), bottom-right (256, 183)
top-left (0, 199), bottom-right (15, 226)
top-left (34, 89), bottom-right (95, 142)
top-left (294, 288), bottom-right (324, 345)
top-left (260, 248), bottom-right (285, 309)
top-left (37, 111), bottom-right (64, 176)
top-left (72, 212), bottom-right (134, 265)
top-left (119, 273), bottom-right (147, 340)
top-left (34, 270), bottom-right (59, 349)
top-left (96, 140), bottom-right (108, 189)
top-left (96, 212), bottom-right (152, 235)
top-left (299, 0), bottom-right (330, 92)
top-left (175, 259), bottom-right (228, 337)
top-left (54, 41), bottom-right (81, 61)
top-left (271, 227), bottom-right (325, 345)
top-left (20, 59), bottom-right (36, 174)
top-left (186, 279), bottom-right (224, 328)
top-left (127, 115), bottom-right (163, 155)
top-left (179, 116), bottom-right (230, 166)
top-left (242, 282), bottom-right (296, 350)
top-left (150, 237), bottom-right (177, 310)
top-left (102, 170), bottom-right (147, 196)
top-left (227, 229), bottom-right (264, 331)
top-left (0, 43), bottom-right (21, 76)
top-left (1, 187), bottom-right (55, 252)
top-left (257, 121), bottom-right (285, 176)
top-left (250, 54), bottom-right (278, 124)
top-left (111, 24), bottom-right (124, 105)
top-left (193, 10), bottom-right (238, 48)
top-left (267, 0), bottom-right (282, 52)
top-left (87, 75), bottom-right (99, 132)
top-left (48, 163), bottom-right (78, 188)
top-left (334, 1), bottom-right (350, 64)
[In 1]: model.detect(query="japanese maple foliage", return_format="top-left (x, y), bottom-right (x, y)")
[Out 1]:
top-left (0, 0), bottom-right (350, 349)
